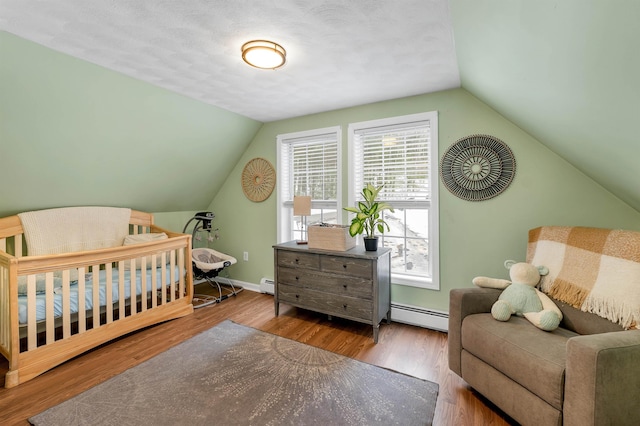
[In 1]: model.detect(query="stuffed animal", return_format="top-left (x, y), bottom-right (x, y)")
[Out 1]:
top-left (473, 260), bottom-right (563, 331)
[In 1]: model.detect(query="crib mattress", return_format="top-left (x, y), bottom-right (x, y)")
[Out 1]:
top-left (18, 266), bottom-right (182, 325)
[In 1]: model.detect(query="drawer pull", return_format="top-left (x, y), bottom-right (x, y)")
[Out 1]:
top-left (295, 294), bottom-right (300, 299)
top-left (343, 264), bottom-right (347, 269)
top-left (295, 276), bottom-right (299, 281)
top-left (343, 304), bottom-right (348, 309)
top-left (295, 258), bottom-right (300, 264)
top-left (343, 284), bottom-right (348, 289)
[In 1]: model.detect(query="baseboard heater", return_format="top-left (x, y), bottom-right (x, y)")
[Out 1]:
top-left (259, 277), bottom-right (274, 295)
top-left (391, 303), bottom-right (449, 332)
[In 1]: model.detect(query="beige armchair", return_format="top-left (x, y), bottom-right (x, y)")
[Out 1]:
top-left (448, 226), bottom-right (640, 426)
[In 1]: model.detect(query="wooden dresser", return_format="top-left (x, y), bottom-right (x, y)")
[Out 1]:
top-left (273, 241), bottom-right (391, 343)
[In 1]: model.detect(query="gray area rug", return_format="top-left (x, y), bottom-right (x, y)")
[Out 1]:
top-left (30, 320), bottom-right (438, 425)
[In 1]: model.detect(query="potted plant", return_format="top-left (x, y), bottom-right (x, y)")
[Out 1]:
top-left (344, 183), bottom-right (394, 251)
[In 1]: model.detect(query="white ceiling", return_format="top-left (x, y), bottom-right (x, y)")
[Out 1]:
top-left (0, 0), bottom-right (460, 122)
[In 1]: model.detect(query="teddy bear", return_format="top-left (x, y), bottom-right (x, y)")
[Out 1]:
top-left (472, 260), bottom-right (563, 331)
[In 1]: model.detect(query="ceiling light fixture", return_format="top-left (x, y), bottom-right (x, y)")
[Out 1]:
top-left (241, 40), bottom-right (286, 70)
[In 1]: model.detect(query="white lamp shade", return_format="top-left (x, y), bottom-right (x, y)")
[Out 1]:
top-left (293, 196), bottom-right (311, 216)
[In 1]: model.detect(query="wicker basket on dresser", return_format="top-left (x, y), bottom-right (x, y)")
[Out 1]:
top-left (273, 241), bottom-right (391, 343)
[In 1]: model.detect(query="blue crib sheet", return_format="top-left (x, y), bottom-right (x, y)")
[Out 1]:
top-left (18, 265), bottom-right (182, 325)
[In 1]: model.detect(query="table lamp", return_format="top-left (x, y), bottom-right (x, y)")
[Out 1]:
top-left (293, 195), bottom-right (311, 244)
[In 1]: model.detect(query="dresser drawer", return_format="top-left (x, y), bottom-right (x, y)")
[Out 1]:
top-left (278, 284), bottom-right (372, 321)
top-left (277, 250), bottom-right (320, 270)
top-left (277, 267), bottom-right (372, 299)
top-left (321, 256), bottom-right (372, 279)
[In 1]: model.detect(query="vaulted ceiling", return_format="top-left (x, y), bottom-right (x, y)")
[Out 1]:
top-left (1, 0), bottom-right (639, 213)
top-left (0, 0), bottom-right (460, 122)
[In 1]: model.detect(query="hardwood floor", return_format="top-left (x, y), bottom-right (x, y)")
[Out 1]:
top-left (0, 286), bottom-right (515, 425)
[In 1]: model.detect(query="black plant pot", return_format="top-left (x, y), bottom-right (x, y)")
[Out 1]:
top-left (363, 237), bottom-right (379, 251)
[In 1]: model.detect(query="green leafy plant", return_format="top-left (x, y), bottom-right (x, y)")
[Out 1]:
top-left (344, 184), bottom-right (394, 238)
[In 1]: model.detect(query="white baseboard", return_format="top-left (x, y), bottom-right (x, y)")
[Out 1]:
top-left (195, 277), bottom-right (261, 293)
top-left (232, 279), bottom-right (261, 293)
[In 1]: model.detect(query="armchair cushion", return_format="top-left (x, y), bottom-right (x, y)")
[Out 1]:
top-left (462, 314), bottom-right (577, 410)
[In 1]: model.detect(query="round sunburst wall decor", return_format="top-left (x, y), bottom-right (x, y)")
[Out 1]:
top-left (440, 134), bottom-right (516, 201)
top-left (241, 157), bottom-right (276, 202)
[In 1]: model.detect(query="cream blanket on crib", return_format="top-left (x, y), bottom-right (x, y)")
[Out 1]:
top-left (18, 206), bottom-right (132, 255)
top-left (527, 226), bottom-right (640, 330)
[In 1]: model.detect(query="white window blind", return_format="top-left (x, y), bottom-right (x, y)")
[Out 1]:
top-left (281, 132), bottom-right (338, 202)
top-left (353, 121), bottom-right (431, 205)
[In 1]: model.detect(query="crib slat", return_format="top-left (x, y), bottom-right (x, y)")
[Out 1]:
top-left (178, 249), bottom-right (185, 299)
top-left (118, 263), bottom-right (125, 320)
top-left (27, 275), bottom-right (37, 350)
top-left (0, 238), bottom-right (5, 252)
top-left (160, 252), bottom-right (167, 306)
top-left (151, 254), bottom-right (158, 309)
top-left (105, 264), bottom-right (113, 324)
top-left (0, 265), bottom-right (6, 349)
top-left (78, 267), bottom-right (86, 334)
top-left (141, 257), bottom-right (147, 312)
top-left (45, 272), bottom-right (54, 345)
top-left (92, 264), bottom-right (100, 329)
top-left (170, 251), bottom-right (176, 302)
top-left (131, 225), bottom-right (150, 235)
top-left (0, 266), bottom-right (7, 350)
top-left (62, 269), bottom-right (71, 339)
top-left (15, 236), bottom-right (22, 258)
top-left (130, 259), bottom-right (137, 316)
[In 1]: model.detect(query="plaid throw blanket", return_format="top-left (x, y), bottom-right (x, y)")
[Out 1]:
top-left (527, 226), bottom-right (640, 330)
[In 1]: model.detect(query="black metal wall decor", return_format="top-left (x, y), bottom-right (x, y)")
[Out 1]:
top-left (440, 134), bottom-right (516, 201)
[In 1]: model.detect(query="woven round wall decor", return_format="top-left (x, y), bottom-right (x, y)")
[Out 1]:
top-left (241, 157), bottom-right (276, 202)
top-left (440, 134), bottom-right (516, 201)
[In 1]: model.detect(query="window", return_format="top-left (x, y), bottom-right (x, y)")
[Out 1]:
top-left (348, 112), bottom-right (439, 289)
top-left (277, 127), bottom-right (342, 243)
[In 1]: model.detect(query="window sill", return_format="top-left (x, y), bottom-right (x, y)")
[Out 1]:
top-left (392, 273), bottom-right (439, 290)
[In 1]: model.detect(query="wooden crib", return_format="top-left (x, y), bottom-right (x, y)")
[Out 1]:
top-left (0, 208), bottom-right (194, 388)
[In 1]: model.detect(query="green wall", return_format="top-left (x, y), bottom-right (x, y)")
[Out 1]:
top-left (0, 31), bottom-right (262, 217)
top-left (451, 0), bottom-right (640, 212)
top-left (4, 31), bottom-right (640, 314)
top-left (206, 88), bottom-right (640, 312)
